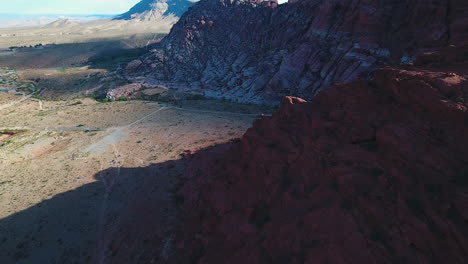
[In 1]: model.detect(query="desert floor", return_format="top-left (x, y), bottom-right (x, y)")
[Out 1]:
top-left (0, 31), bottom-right (270, 263)
top-left (0, 17), bottom-right (176, 49)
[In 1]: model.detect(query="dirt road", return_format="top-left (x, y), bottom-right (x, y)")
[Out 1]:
top-left (0, 88), bottom-right (260, 263)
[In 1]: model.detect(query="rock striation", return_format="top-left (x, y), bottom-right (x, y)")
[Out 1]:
top-left (128, 0), bottom-right (468, 104)
top-left (177, 44), bottom-right (468, 263)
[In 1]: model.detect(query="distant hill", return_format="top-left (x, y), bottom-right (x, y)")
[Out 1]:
top-left (114, 0), bottom-right (195, 20)
top-left (44, 19), bottom-right (80, 28)
top-left (0, 14), bottom-right (113, 29)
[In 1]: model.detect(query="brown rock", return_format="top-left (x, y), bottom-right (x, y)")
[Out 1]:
top-left (106, 83), bottom-right (142, 99)
top-left (177, 45), bottom-right (468, 263)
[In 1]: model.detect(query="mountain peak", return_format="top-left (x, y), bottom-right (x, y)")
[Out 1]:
top-left (44, 18), bottom-right (80, 28)
top-left (114, 0), bottom-right (195, 21)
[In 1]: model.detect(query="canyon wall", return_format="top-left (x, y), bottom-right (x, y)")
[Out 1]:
top-left (129, 0), bottom-right (468, 103)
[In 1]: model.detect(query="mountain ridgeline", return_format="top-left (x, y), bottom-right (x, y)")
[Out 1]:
top-left (114, 0), bottom-right (195, 20)
top-left (126, 0), bottom-right (468, 104)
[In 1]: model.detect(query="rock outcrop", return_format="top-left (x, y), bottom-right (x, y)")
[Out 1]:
top-left (114, 0), bottom-right (195, 21)
top-left (177, 44), bottom-right (468, 263)
top-left (129, 0), bottom-right (468, 104)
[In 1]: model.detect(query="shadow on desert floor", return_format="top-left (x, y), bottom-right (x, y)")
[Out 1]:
top-left (0, 36), bottom-right (163, 70)
top-left (0, 154), bottom-right (191, 264)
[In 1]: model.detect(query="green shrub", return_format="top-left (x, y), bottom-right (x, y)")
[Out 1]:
top-left (186, 94), bottom-right (206, 100)
top-left (369, 167), bottom-right (384, 176)
top-left (405, 196), bottom-right (425, 219)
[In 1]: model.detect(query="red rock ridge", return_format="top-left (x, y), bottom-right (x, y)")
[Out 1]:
top-left (177, 44), bottom-right (468, 263)
top-left (129, 0), bottom-right (468, 104)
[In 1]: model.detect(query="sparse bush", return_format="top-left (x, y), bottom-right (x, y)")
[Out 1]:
top-left (281, 167), bottom-right (292, 190)
top-left (69, 101), bottom-right (83, 106)
top-left (329, 178), bottom-right (339, 191)
top-left (0, 140), bottom-right (13, 147)
top-left (186, 94), bottom-right (206, 100)
top-left (405, 196), bottom-right (425, 219)
top-left (340, 199), bottom-right (353, 210)
top-left (370, 230), bottom-right (388, 244)
top-left (266, 142), bottom-right (278, 149)
top-left (369, 167), bottom-right (384, 176)
top-left (452, 171), bottom-right (468, 186)
top-left (91, 94), bottom-right (112, 103)
top-left (248, 203), bottom-right (271, 229)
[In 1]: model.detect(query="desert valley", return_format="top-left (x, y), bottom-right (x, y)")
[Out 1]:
top-left (0, 0), bottom-right (467, 263)
top-left (0, 2), bottom-right (272, 262)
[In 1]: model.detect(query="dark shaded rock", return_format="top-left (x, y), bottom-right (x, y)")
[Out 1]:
top-left (177, 44), bottom-right (468, 263)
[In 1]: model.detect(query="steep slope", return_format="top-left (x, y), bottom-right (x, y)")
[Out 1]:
top-left (128, 0), bottom-right (468, 103)
top-left (178, 44), bottom-right (468, 263)
top-left (114, 0), bottom-right (195, 21)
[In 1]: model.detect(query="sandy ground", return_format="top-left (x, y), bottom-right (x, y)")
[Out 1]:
top-left (0, 93), bottom-right (261, 263)
top-left (0, 17), bottom-right (176, 49)
top-left (0, 32), bottom-right (271, 263)
top-left (0, 39), bottom-right (147, 100)
top-left (0, 24), bottom-right (272, 262)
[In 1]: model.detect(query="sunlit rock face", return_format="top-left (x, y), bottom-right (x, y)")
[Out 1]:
top-left (114, 0), bottom-right (195, 21)
top-left (129, 0), bottom-right (467, 104)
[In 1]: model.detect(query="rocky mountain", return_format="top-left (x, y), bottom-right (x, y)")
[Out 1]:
top-left (103, 1), bottom-right (468, 262)
top-left (177, 44), bottom-right (468, 263)
top-left (114, 0), bottom-right (195, 21)
top-left (127, 0), bottom-right (468, 104)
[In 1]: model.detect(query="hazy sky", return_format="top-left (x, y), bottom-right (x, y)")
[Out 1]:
top-left (0, 0), bottom-right (141, 15)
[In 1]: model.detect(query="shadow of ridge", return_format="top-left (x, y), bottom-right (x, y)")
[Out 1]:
top-left (0, 37), bottom-right (165, 71)
top-left (0, 158), bottom-right (187, 264)
top-left (0, 141), bottom-right (236, 264)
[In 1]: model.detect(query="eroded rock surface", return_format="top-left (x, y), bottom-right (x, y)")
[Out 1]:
top-left (177, 45), bottom-right (468, 263)
top-left (129, 0), bottom-right (468, 103)
top-left (114, 0), bottom-right (195, 21)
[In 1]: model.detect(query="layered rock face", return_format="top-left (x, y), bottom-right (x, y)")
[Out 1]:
top-left (178, 45), bottom-right (468, 263)
top-left (114, 0), bottom-right (195, 21)
top-left (129, 0), bottom-right (468, 103)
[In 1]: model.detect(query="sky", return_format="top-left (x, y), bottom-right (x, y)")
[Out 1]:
top-left (0, 0), bottom-right (141, 15)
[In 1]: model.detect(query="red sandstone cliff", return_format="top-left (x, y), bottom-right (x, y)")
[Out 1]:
top-left (129, 0), bottom-right (468, 103)
top-left (177, 44), bottom-right (468, 263)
